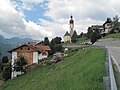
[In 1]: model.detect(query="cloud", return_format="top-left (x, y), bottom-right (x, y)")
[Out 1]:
top-left (39, 19), bottom-right (67, 38)
top-left (0, 0), bottom-right (53, 40)
top-left (1, 0), bottom-right (120, 40)
top-left (44, 0), bottom-right (120, 33)
top-left (0, 0), bottom-right (25, 35)
top-left (23, 18), bottom-right (53, 39)
top-left (110, 0), bottom-right (120, 15)
top-left (43, 0), bottom-right (111, 34)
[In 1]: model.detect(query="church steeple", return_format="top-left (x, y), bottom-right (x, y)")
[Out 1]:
top-left (69, 15), bottom-right (74, 36)
top-left (69, 15), bottom-right (74, 25)
top-left (63, 15), bottom-right (77, 43)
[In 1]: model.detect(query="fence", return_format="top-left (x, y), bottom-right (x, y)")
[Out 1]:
top-left (103, 48), bottom-right (117, 90)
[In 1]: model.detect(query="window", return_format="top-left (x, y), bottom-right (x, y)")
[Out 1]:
top-left (21, 48), bottom-right (22, 50)
top-left (28, 48), bottom-right (30, 50)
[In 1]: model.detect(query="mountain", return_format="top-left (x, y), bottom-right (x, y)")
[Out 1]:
top-left (6, 37), bottom-right (33, 46)
top-left (0, 35), bottom-right (38, 58)
top-left (0, 35), bottom-right (12, 58)
top-left (0, 35), bottom-right (8, 44)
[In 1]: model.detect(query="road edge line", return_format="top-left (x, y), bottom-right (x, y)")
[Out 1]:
top-left (111, 55), bottom-right (120, 73)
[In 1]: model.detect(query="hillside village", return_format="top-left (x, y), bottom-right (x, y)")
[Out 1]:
top-left (1, 0), bottom-right (120, 89)
top-left (0, 14), bottom-right (120, 89)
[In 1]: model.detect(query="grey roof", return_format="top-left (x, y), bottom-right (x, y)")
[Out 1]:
top-left (64, 31), bottom-right (71, 36)
top-left (103, 18), bottom-right (112, 26)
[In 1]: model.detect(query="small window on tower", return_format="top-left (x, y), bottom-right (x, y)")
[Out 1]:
top-left (28, 48), bottom-right (30, 50)
top-left (21, 48), bottom-right (22, 50)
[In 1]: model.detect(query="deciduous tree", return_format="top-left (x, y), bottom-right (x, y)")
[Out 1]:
top-left (111, 15), bottom-right (120, 33)
top-left (2, 62), bottom-right (12, 81)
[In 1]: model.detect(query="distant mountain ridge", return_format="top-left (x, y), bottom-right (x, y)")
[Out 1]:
top-left (0, 35), bottom-right (38, 58)
top-left (6, 37), bottom-right (33, 46)
top-left (0, 35), bottom-right (9, 44)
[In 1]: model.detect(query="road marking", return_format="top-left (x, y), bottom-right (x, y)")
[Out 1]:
top-left (111, 55), bottom-right (120, 73)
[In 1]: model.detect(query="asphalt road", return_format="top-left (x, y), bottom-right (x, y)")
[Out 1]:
top-left (94, 39), bottom-right (120, 71)
top-left (108, 47), bottom-right (120, 64)
top-left (107, 47), bottom-right (120, 74)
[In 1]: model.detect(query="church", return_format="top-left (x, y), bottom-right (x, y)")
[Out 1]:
top-left (63, 15), bottom-right (77, 43)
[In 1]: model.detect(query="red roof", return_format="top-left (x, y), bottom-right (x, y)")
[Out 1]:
top-left (9, 42), bottom-right (51, 52)
top-left (35, 45), bottom-right (51, 51)
top-left (27, 42), bottom-right (51, 51)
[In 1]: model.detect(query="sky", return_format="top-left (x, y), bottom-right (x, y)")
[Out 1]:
top-left (0, 0), bottom-right (120, 40)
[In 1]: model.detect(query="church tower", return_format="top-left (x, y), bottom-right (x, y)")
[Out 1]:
top-left (69, 15), bottom-right (74, 36)
top-left (64, 15), bottom-right (77, 43)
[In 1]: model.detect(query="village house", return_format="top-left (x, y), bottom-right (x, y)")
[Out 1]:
top-left (90, 25), bottom-right (104, 32)
top-left (88, 18), bottom-right (113, 36)
top-left (9, 42), bottom-right (51, 78)
top-left (103, 18), bottom-right (113, 34)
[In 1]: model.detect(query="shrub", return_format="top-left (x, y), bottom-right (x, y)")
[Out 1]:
top-left (14, 56), bottom-right (27, 72)
top-left (2, 56), bottom-right (9, 63)
top-left (2, 63), bottom-right (12, 81)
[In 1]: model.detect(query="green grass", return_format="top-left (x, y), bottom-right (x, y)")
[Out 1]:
top-left (0, 47), bottom-right (106, 90)
top-left (103, 33), bottom-right (120, 39)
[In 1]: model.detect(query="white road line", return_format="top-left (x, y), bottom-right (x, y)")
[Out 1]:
top-left (111, 55), bottom-right (120, 73)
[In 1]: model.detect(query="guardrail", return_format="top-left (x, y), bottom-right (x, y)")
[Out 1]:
top-left (103, 48), bottom-right (117, 90)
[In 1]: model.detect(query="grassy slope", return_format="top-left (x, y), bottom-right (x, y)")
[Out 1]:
top-left (103, 33), bottom-right (120, 39)
top-left (0, 47), bottom-right (106, 90)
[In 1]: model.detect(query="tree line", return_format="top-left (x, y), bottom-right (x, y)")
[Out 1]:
top-left (41, 36), bottom-right (63, 54)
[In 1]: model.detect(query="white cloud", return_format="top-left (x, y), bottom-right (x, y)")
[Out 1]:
top-left (75, 18), bottom-right (104, 33)
top-left (44, 0), bottom-right (120, 34)
top-left (110, 0), bottom-right (120, 15)
top-left (39, 19), bottom-right (67, 38)
top-left (0, 0), bottom-right (53, 40)
top-left (0, 0), bottom-right (25, 35)
top-left (1, 0), bottom-right (120, 40)
top-left (23, 18), bottom-right (53, 39)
